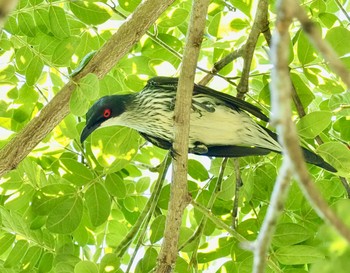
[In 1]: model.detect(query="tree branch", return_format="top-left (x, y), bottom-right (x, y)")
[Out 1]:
top-left (237, 0), bottom-right (269, 98)
top-left (155, 1), bottom-right (210, 272)
top-left (0, 0), bottom-right (175, 177)
top-left (0, 0), bottom-right (18, 29)
top-left (294, 3), bottom-right (350, 88)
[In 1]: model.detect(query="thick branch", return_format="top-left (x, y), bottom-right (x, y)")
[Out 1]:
top-left (0, 0), bottom-right (175, 177)
top-left (155, 1), bottom-right (210, 272)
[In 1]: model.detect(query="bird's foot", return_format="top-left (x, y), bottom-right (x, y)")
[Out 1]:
top-left (190, 142), bottom-right (208, 155)
top-left (192, 100), bottom-right (215, 114)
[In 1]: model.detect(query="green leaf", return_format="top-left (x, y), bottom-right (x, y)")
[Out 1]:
top-left (49, 6), bottom-right (70, 39)
top-left (290, 73), bottom-right (315, 108)
top-left (135, 247), bottom-right (157, 273)
top-left (0, 233), bottom-right (15, 255)
top-left (21, 246), bottom-right (42, 271)
top-left (32, 184), bottom-right (76, 215)
top-left (17, 12), bottom-right (36, 37)
top-left (15, 46), bottom-right (33, 71)
top-left (333, 117), bottom-right (350, 141)
top-left (318, 142), bottom-right (350, 175)
top-left (123, 196), bottom-right (136, 212)
top-left (310, 0), bottom-right (326, 14)
top-left (106, 220), bottom-right (129, 247)
top-left (158, 8), bottom-right (189, 27)
top-left (52, 37), bottom-right (80, 66)
top-left (70, 87), bottom-right (90, 116)
top-left (230, 18), bottom-right (249, 31)
top-left (34, 8), bottom-right (50, 33)
top-left (74, 261), bottom-right (98, 273)
top-left (61, 158), bottom-right (94, 186)
top-left (188, 159), bottom-right (209, 181)
top-left (78, 73), bottom-right (99, 100)
top-left (297, 31), bottom-right (317, 65)
top-left (150, 215), bottom-right (166, 243)
top-left (326, 27), bottom-right (350, 57)
top-left (46, 195), bottom-right (83, 234)
top-left (99, 253), bottom-right (120, 273)
top-left (119, 0), bottom-right (141, 12)
top-left (91, 127), bottom-right (140, 172)
top-left (70, 2), bottom-right (112, 25)
top-left (136, 177), bottom-right (150, 193)
top-left (26, 55), bottom-right (44, 86)
top-left (275, 245), bottom-right (325, 265)
top-left (85, 182), bottom-right (111, 227)
top-left (319, 12), bottom-right (338, 28)
top-left (4, 240), bottom-right (29, 268)
top-left (296, 111), bottom-right (332, 138)
top-left (272, 223), bottom-right (313, 247)
top-left (38, 252), bottom-right (54, 273)
top-left (105, 173), bottom-right (126, 198)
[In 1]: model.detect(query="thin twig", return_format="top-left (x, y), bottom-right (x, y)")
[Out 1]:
top-left (190, 200), bottom-right (246, 242)
top-left (237, 0), bottom-right (269, 98)
top-left (232, 158), bottom-right (242, 228)
top-left (178, 158), bottom-right (228, 253)
top-left (115, 153), bottom-right (172, 257)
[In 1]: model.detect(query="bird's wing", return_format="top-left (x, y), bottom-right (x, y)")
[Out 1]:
top-left (200, 145), bottom-right (272, 157)
top-left (139, 132), bottom-right (172, 150)
top-left (146, 77), bottom-right (269, 122)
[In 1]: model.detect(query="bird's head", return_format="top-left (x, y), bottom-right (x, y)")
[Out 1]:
top-left (80, 95), bottom-right (131, 143)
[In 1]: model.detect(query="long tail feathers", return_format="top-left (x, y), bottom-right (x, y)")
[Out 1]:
top-left (301, 147), bottom-right (337, 172)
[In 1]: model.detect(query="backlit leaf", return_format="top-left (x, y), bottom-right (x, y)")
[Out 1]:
top-left (49, 6), bottom-right (70, 38)
top-left (70, 2), bottom-right (111, 25)
top-left (85, 182), bottom-right (111, 227)
top-left (46, 195), bottom-right (83, 234)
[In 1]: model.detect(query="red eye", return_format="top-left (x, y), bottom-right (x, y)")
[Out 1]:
top-left (103, 108), bottom-right (111, 118)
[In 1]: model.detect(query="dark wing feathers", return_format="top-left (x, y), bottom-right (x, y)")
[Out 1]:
top-left (147, 77), bottom-right (269, 122)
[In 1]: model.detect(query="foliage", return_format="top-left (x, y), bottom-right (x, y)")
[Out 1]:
top-left (0, 0), bottom-right (350, 272)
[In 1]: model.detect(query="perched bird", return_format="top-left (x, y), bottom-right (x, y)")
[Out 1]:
top-left (81, 77), bottom-right (336, 172)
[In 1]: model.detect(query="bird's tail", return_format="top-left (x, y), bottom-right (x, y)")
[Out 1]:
top-left (300, 147), bottom-right (336, 172)
top-left (263, 128), bottom-right (336, 172)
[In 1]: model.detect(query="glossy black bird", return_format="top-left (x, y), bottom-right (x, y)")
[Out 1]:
top-left (81, 77), bottom-right (336, 172)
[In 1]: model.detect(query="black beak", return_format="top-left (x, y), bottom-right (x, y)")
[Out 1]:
top-left (80, 123), bottom-right (100, 143)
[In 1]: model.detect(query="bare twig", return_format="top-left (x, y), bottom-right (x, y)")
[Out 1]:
top-left (190, 200), bottom-right (246, 242)
top-left (155, 1), bottom-right (210, 272)
top-left (232, 158), bottom-right (242, 228)
top-left (0, 0), bottom-right (175, 177)
top-left (198, 47), bottom-right (245, 86)
top-left (237, 0), bottom-right (269, 98)
top-left (115, 153), bottom-right (172, 257)
top-left (178, 157), bottom-right (228, 266)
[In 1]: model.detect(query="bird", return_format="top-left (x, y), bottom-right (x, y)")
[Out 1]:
top-left (80, 76), bottom-right (336, 172)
